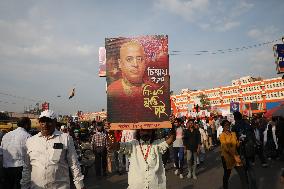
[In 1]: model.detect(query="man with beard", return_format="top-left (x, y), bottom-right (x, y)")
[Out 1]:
top-left (116, 128), bottom-right (175, 189)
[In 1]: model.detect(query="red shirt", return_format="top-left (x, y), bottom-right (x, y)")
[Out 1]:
top-left (114, 130), bottom-right (122, 142)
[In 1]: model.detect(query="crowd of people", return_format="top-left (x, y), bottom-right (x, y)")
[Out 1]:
top-left (0, 109), bottom-right (283, 189)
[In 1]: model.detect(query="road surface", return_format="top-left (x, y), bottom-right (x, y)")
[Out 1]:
top-left (84, 147), bottom-right (284, 189)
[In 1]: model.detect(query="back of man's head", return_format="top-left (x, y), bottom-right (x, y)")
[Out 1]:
top-left (175, 118), bottom-right (183, 125)
top-left (17, 117), bottom-right (31, 128)
top-left (96, 121), bottom-right (104, 127)
top-left (233, 111), bottom-right (243, 121)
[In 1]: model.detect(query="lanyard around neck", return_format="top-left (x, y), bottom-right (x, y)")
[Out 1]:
top-left (139, 141), bottom-right (152, 163)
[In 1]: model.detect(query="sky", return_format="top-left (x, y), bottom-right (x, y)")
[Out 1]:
top-left (0, 0), bottom-right (283, 115)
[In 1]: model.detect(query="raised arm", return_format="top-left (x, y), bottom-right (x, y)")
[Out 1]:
top-left (166, 128), bottom-right (176, 145)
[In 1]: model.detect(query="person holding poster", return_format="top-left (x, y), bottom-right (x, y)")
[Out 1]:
top-left (115, 128), bottom-right (175, 189)
top-left (106, 36), bottom-right (170, 129)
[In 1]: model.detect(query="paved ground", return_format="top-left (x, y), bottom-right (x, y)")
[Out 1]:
top-left (85, 147), bottom-right (284, 189)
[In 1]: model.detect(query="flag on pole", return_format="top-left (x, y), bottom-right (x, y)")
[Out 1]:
top-left (69, 88), bottom-right (75, 99)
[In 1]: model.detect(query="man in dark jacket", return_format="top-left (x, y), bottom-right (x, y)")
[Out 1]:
top-left (231, 111), bottom-right (257, 189)
top-left (183, 119), bottom-right (201, 180)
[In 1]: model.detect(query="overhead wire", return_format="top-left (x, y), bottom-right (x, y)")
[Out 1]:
top-left (169, 37), bottom-right (282, 56)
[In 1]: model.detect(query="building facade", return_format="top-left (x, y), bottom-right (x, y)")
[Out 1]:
top-left (79, 111), bottom-right (107, 122)
top-left (171, 76), bottom-right (284, 117)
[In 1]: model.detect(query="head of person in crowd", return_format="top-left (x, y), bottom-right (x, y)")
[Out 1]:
top-left (250, 118), bottom-right (257, 128)
top-left (172, 118), bottom-right (179, 128)
top-left (118, 41), bottom-right (146, 85)
top-left (60, 125), bottom-right (68, 133)
top-left (233, 111), bottom-right (243, 122)
top-left (186, 118), bottom-right (195, 130)
top-left (69, 121), bottom-right (76, 129)
top-left (90, 120), bottom-right (96, 130)
top-left (38, 110), bottom-right (57, 137)
top-left (243, 115), bottom-right (249, 121)
top-left (104, 121), bottom-right (111, 130)
top-left (17, 117), bottom-right (31, 132)
top-left (196, 117), bottom-right (201, 123)
top-left (206, 118), bottom-right (209, 124)
top-left (91, 120), bottom-right (97, 126)
top-left (56, 122), bottom-right (62, 131)
top-left (137, 129), bottom-right (155, 143)
top-left (221, 120), bottom-right (231, 133)
top-left (73, 129), bottom-right (80, 139)
top-left (194, 121), bottom-right (199, 129)
top-left (96, 121), bottom-right (104, 132)
top-left (178, 118), bottom-right (184, 126)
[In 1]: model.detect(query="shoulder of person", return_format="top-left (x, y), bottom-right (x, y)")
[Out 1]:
top-left (21, 129), bottom-right (32, 137)
top-left (1, 132), bottom-right (9, 140)
top-left (125, 139), bottom-right (138, 146)
top-left (60, 132), bottom-right (71, 138)
top-left (153, 139), bottom-right (165, 145)
top-left (231, 132), bottom-right (237, 138)
top-left (219, 132), bottom-right (225, 139)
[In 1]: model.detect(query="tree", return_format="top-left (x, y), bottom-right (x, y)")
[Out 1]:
top-left (197, 94), bottom-right (210, 110)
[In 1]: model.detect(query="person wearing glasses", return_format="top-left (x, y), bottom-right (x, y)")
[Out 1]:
top-left (21, 110), bottom-right (86, 189)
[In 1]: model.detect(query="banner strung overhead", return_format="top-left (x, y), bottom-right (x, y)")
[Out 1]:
top-left (273, 44), bottom-right (284, 74)
top-left (106, 35), bottom-right (171, 130)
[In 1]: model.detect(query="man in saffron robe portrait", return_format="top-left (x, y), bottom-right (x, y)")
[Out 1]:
top-left (107, 40), bottom-right (169, 123)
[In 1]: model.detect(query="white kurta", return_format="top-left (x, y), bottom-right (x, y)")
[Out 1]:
top-left (120, 139), bottom-right (169, 189)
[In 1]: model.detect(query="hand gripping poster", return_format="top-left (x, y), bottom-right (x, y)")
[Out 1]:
top-left (106, 35), bottom-right (171, 130)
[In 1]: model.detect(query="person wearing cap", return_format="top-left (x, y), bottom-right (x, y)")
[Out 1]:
top-left (21, 110), bottom-right (86, 189)
top-left (0, 117), bottom-right (31, 189)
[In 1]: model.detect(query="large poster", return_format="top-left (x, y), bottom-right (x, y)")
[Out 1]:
top-left (273, 44), bottom-right (284, 73)
top-left (106, 35), bottom-right (171, 130)
top-left (98, 47), bottom-right (106, 77)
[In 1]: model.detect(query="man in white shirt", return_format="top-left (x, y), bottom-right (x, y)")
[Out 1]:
top-left (118, 129), bottom-right (176, 189)
top-left (21, 110), bottom-right (86, 189)
top-left (0, 117), bottom-right (31, 189)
